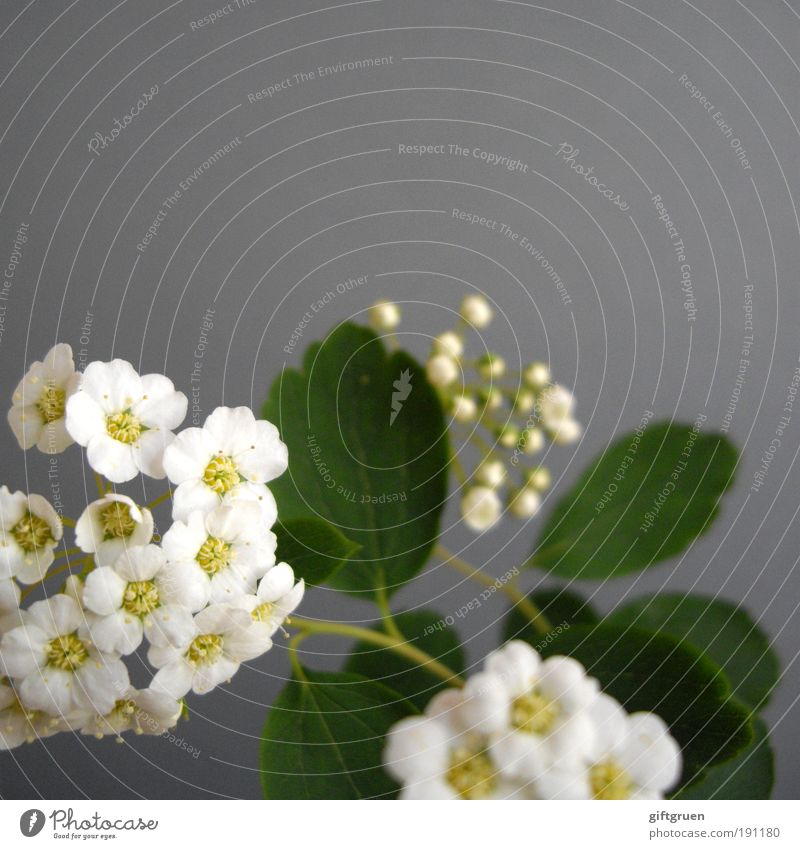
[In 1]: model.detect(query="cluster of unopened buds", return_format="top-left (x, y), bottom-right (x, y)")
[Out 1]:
top-left (368, 296), bottom-right (583, 532)
top-left (383, 641), bottom-right (681, 800)
top-left (1, 344), bottom-right (303, 749)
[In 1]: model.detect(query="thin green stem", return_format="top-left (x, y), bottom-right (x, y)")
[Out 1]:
top-left (94, 473), bottom-right (108, 497)
top-left (434, 544), bottom-right (552, 635)
top-left (53, 547), bottom-right (84, 560)
top-left (289, 616), bottom-right (463, 687)
top-left (287, 632), bottom-right (309, 680)
top-left (146, 490), bottom-right (173, 510)
top-left (450, 454), bottom-right (468, 485)
top-left (60, 516), bottom-right (76, 528)
top-left (375, 585), bottom-right (404, 641)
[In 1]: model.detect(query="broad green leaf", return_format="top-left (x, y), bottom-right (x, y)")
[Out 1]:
top-left (532, 422), bottom-right (738, 578)
top-left (260, 669), bottom-right (415, 799)
top-left (264, 323), bottom-right (449, 597)
top-left (674, 717), bottom-right (773, 799)
top-left (539, 623), bottom-right (753, 785)
top-left (345, 610), bottom-right (465, 710)
top-left (608, 594), bottom-right (778, 711)
top-left (503, 587), bottom-right (598, 647)
top-left (274, 518), bottom-right (360, 586)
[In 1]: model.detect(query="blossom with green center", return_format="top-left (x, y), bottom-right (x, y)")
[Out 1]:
top-left (233, 562), bottom-right (305, 636)
top-left (121, 580), bottom-right (160, 616)
top-left (78, 686), bottom-right (182, 739)
top-left (65, 358), bottom-right (187, 483)
top-left (0, 486), bottom-right (62, 585)
top-left (162, 406), bottom-right (286, 522)
top-left (590, 760), bottom-right (633, 800)
top-left (186, 633), bottom-right (224, 666)
top-left (8, 343), bottom-right (80, 454)
top-left (45, 633), bottom-right (89, 672)
top-left (446, 745), bottom-right (497, 800)
top-left (75, 493), bottom-right (154, 568)
top-left (195, 537), bottom-right (232, 576)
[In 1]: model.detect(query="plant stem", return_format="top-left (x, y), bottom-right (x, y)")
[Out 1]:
top-left (287, 632), bottom-right (309, 680)
top-left (94, 473), bottom-right (108, 497)
top-left (289, 616), bottom-right (463, 687)
top-left (434, 544), bottom-right (552, 635)
top-left (146, 490), bottom-right (173, 510)
top-left (60, 516), bottom-right (76, 528)
top-left (375, 585), bottom-right (404, 641)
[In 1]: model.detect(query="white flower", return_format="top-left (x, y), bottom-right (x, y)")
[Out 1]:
top-left (475, 459), bottom-right (506, 489)
top-left (162, 406), bottom-right (287, 523)
top-left (65, 359), bottom-right (187, 483)
top-left (498, 425), bottom-right (520, 449)
top-left (522, 427), bottom-right (545, 455)
top-left (79, 686), bottom-right (181, 739)
top-left (433, 332), bottom-right (464, 359)
top-left (426, 354), bottom-right (459, 389)
top-left (232, 562), bottom-right (305, 635)
top-left (149, 603), bottom-right (273, 698)
top-left (82, 544), bottom-right (200, 655)
top-left (479, 388), bottom-right (503, 411)
top-left (0, 578), bottom-right (23, 634)
top-left (523, 362), bottom-right (550, 390)
top-left (539, 384), bottom-right (576, 424)
top-left (450, 395), bottom-right (477, 423)
top-left (477, 353), bottom-right (506, 379)
top-left (0, 487), bottom-right (63, 585)
top-left (460, 486), bottom-right (502, 532)
top-left (463, 641), bottom-right (598, 784)
top-left (538, 693), bottom-right (681, 800)
top-left (161, 503), bottom-right (276, 609)
top-left (7, 343), bottom-right (81, 454)
top-left (460, 294), bottom-right (493, 328)
top-left (548, 418), bottom-right (582, 445)
top-left (368, 300), bottom-right (401, 330)
top-left (384, 688), bottom-right (526, 799)
top-left (0, 594), bottom-right (129, 716)
top-left (0, 686), bottom-right (71, 750)
top-left (508, 487), bottom-right (541, 519)
top-left (75, 493), bottom-right (154, 567)
top-left (513, 390), bottom-right (536, 415)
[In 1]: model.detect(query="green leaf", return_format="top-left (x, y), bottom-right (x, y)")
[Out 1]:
top-left (264, 323), bottom-right (449, 598)
top-left (674, 717), bottom-right (773, 799)
top-left (260, 669), bottom-right (415, 799)
top-left (274, 518), bottom-right (360, 586)
top-left (608, 594), bottom-right (778, 711)
top-left (539, 623), bottom-right (753, 785)
top-left (345, 610), bottom-right (465, 710)
top-left (532, 421), bottom-right (738, 579)
top-left (503, 587), bottom-right (598, 647)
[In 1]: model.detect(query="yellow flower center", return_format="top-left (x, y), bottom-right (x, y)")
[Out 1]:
top-left (590, 760), bottom-right (634, 800)
top-left (122, 580), bottom-right (160, 616)
top-left (36, 383), bottom-right (66, 424)
top-left (106, 410), bottom-right (143, 444)
top-left (11, 512), bottom-right (54, 553)
top-left (446, 745), bottom-right (497, 800)
top-left (186, 633), bottom-right (224, 666)
top-left (202, 455), bottom-right (240, 494)
top-left (510, 689), bottom-right (560, 735)
top-left (46, 634), bottom-right (89, 671)
top-left (99, 501), bottom-right (137, 540)
top-left (111, 698), bottom-right (137, 719)
top-left (251, 601), bottom-right (274, 622)
top-left (196, 536), bottom-right (232, 576)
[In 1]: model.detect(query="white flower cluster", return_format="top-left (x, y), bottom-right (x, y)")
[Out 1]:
top-left (1, 345), bottom-right (303, 749)
top-left (384, 640), bottom-right (681, 800)
top-left (368, 296), bottom-right (583, 532)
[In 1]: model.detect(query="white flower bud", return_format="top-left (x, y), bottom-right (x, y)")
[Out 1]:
top-left (509, 487), bottom-right (541, 519)
top-left (498, 425), bottom-right (520, 448)
top-left (475, 459), bottom-right (506, 488)
top-left (548, 418), bottom-right (582, 445)
top-left (525, 467), bottom-right (552, 491)
top-left (477, 353), bottom-right (506, 379)
top-left (523, 362), bottom-right (550, 390)
top-left (539, 384), bottom-right (576, 422)
top-left (451, 395), bottom-right (477, 423)
top-left (368, 300), bottom-right (401, 330)
top-left (478, 388), bottom-right (503, 411)
top-left (460, 486), bottom-right (502, 531)
top-left (460, 294), bottom-right (493, 328)
top-left (426, 354), bottom-right (459, 389)
top-left (433, 331), bottom-right (464, 359)
top-left (522, 427), bottom-right (545, 455)
top-left (513, 390), bottom-right (536, 414)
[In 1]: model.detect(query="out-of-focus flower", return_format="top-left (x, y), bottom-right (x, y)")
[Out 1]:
top-left (0, 487), bottom-right (63, 585)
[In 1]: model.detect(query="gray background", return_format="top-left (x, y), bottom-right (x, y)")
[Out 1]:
top-left (0, 0), bottom-right (798, 799)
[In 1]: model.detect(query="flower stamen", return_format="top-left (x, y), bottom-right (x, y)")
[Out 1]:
top-left (196, 536), bottom-right (232, 576)
top-left (46, 634), bottom-right (88, 671)
top-left (186, 633), bottom-right (224, 666)
top-left (590, 760), bottom-right (633, 800)
top-left (202, 455), bottom-right (240, 495)
top-left (511, 689), bottom-right (560, 735)
top-left (106, 410), bottom-right (143, 444)
top-left (11, 512), bottom-right (54, 553)
top-left (446, 745), bottom-right (497, 800)
top-left (99, 501), bottom-right (137, 540)
top-left (122, 580), bottom-right (160, 616)
top-left (36, 383), bottom-right (66, 424)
